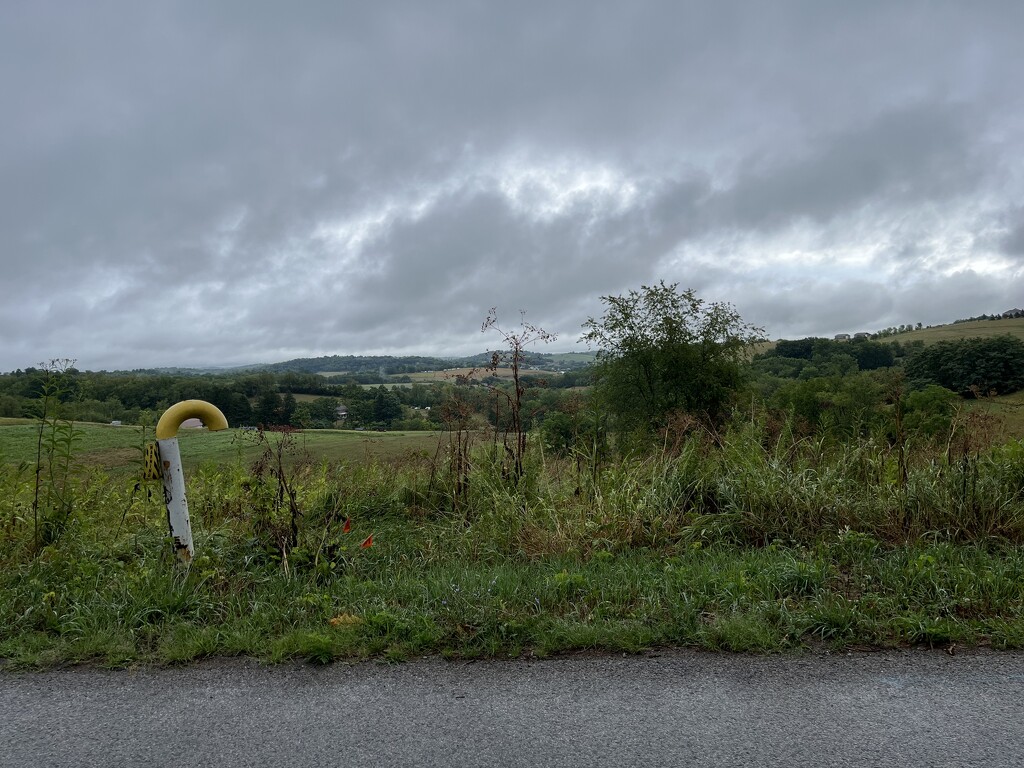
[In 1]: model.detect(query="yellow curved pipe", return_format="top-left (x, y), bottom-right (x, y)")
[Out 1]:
top-left (156, 400), bottom-right (229, 440)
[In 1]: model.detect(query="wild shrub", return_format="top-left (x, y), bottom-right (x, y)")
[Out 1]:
top-left (906, 335), bottom-right (1024, 396)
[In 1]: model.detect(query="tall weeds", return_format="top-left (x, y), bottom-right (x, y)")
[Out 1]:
top-left (4, 409), bottom-right (1024, 665)
top-left (28, 359), bottom-right (83, 552)
top-left (5, 403), bottom-right (1024, 568)
top-left (427, 414), bottom-right (1024, 556)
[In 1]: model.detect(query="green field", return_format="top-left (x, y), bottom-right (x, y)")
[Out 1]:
top-left (881, 318), bottom-right (1024, 345)
top-left (970, 390), bottom-right (1024, 438)
top-left (11, 312), bottom-right (1024, 669)
top-left (0, 419), bottom-right (444, 474)
top-left (4, 412), bottom-right (1024, 668)
top-left (761, 318), bottom-right (1024, 348)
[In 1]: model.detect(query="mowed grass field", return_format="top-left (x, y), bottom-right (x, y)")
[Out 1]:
top-left (881, 317), bottom-right (1024, 345)
top-left (0, 418), bottom-right (444, 474)
top-left (757, 318), bottom-right (1024, 350)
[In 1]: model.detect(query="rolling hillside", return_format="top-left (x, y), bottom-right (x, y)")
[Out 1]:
top-left (885, 317), bottom-right (1024, 345)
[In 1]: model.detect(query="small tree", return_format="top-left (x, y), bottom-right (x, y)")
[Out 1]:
top-left (372, 386), bottom-right (403, 429)
top-left (255, 390), bottom-right (283, 427)
top-left (582, 282), bottom-right (760, 436)
top-left (279, 392), bottom-right (298, 425)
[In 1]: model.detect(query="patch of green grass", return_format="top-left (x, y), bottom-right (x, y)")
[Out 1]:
top-left (0, 417), bottom-right (35, 427)
top-left (0, 423), bottom-right (443, 474)
top-left (3, 424), bottom-right (1024, 667)
top-left (897, 317), bottom-right (1024, 345)
top-left (969, 395), bottom-right (1024, 440)
top-left (3, 514), bottom-right (1023, 666)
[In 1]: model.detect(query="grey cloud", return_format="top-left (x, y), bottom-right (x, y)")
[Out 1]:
top-left (3, 2), bottom-right (1024, 369)
top-left (999, 210), bottom-right (1024, 257)
top-left (709, 102), bottom-right (983, 232)
top-left (726, 269), bottom-right (1022, 341)
top-left (313, 182), bottom-right (671, 348)
top-left (738, 278), bottom-right (895, 339)
top-left (889, 270), bottom-right (1020, 325)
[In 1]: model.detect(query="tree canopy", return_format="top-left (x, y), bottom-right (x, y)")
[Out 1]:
top-left (582, 282), bottom-right (761, 432)
top-left (906, 335), bottom-right (1024, 396)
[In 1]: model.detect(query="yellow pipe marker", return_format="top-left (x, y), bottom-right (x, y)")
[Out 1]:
top-left (156, 399), bottom-right (229, 439)
top-left (155, 400), bottom-right (229, 563)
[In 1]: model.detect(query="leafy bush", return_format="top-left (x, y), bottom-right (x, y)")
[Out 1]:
top-left (906, 335), bottom-right (1024, 396)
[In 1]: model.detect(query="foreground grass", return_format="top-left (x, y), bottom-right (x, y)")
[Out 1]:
top-left (3, 522), bottom-right (1022, 667)
top-left (3, 423), bottom-right (1024, 668)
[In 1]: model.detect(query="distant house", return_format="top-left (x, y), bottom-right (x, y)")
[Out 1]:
top-left (853, 332), bottom-right (870, 340)
top-left (834, 334), bottom-right (851, 341)
top-left (1001, 308), bottom-right (1024, 318)
top-left (180, 418), bottom-right (203, 429)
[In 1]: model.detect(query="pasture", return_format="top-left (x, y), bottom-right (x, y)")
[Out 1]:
top-left (886, 317), bottom-right (1024, 345)
top-left (0, 418), bottom-right (443, 474)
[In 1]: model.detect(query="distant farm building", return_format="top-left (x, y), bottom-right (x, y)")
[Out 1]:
top-left (834, 333), bottom-right (851, 341)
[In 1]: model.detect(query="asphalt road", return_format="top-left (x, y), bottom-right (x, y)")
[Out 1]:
top-left (3, 649), bottom-right (1022, 767)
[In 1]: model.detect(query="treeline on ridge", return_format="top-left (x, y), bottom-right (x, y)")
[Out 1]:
top-left (3, 283), bottom-right (1024, 451)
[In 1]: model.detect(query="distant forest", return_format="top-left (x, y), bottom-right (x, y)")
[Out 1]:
top-left (3, 312), bottom-right (1024, 444)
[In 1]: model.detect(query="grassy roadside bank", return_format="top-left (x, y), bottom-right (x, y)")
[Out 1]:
top-left (3, 420), bottom-right (1024, 668)
top-left (3, 531), bottom-right (1023, 668)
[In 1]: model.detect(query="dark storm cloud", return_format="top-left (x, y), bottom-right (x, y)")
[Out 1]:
top-left (710, 102), bottom-right (983, 231)
top-left (1, 1), bottom-right (1023, 369)
top-left (996, 208), bottom-right (1024, 257)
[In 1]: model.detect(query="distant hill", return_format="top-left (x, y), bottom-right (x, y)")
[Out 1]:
top-left (248, 350), bottom-right (598, 376)
top-left (451, 351), bottom-right (597, 371)
top-left (117, 366), bottom-right (235, 376)
top-left (97, 321), bottom-right (1024, 378)
top-left (754, 317), bottom-right (1024, 358)
top-left (258, 355), bottom-right (454, 376)
top-left (874, 317), bottom-right (1024, 346)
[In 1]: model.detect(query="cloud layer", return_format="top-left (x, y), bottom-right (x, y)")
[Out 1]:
top-left (3, 2), bottom-right (1023, 370)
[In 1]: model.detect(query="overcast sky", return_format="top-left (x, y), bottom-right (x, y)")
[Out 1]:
top-left (2, 1), bottom-right (1023, 371)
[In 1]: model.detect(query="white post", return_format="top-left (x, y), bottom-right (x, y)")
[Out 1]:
top-left (153, 400), bottom-right (228, 565)
top-left (157, 436), bottom-right (194, 564)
